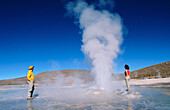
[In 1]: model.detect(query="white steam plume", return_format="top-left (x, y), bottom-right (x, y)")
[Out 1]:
top-left (66, 0), bottom-right (123, 91)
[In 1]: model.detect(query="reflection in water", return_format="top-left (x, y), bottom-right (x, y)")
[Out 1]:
top-left (127, 100), bottom-right (133, 110)
top-left (27, 100), bottom-right (34, 110)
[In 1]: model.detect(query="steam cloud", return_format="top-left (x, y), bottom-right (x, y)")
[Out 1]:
top-left (66, 0), bottom-right (123, 91)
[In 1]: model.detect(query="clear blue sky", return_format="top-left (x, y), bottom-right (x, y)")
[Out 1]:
top-left (0, 0), bottom-right (170, 80)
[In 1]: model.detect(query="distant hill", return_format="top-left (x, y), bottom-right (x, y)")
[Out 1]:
top-left (130, 61), bottom-right (170, 79)
top-left (0, 61), bottom-right (169, 85)
top-left (0, 69), bottom-right (92, 85)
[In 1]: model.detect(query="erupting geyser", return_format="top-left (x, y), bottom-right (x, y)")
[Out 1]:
top-left (66, 0), bottom-right (123, 91)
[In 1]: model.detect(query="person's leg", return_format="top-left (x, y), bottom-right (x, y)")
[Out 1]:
top-left (30, 84), bottom-right (34, 97)
top-left (28, 81), bottom-right (33, 98)
top-left (27, 91), bottom-right (31, 98)
top-left (127, 77), bottom-right (130, 91)
top-left (125, 77), bottom-right (130, 91)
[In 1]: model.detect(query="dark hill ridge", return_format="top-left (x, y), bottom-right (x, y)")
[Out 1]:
top-left (0, 61), bottom-right (169, 85)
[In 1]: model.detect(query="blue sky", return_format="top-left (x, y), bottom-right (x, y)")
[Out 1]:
top-left (0, 0), bottom-right (170, 80)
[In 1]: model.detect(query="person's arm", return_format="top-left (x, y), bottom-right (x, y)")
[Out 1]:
top-left (125, 70), bottom-right (127, 76)
top-left (30, 72), bottom-right (34, 81)
top-left (27, 71), bottom-right (33, 81)
top-left (27, 72), bottom-right (31, 81)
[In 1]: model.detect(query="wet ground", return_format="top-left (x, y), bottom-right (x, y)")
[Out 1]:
top-left (0, 85), bottom-right (170, 110)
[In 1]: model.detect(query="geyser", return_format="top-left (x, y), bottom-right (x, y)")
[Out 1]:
top-left (66, 0), bottom-right (123, 91)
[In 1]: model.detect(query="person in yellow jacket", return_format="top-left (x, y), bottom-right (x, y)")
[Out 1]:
top-left (27, 66), bottom-right (35, 99)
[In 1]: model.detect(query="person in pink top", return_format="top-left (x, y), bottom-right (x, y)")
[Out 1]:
top-left (124, 64), bottom-right (130, 92)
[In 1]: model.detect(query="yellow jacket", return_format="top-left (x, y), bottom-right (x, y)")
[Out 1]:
top-left (27, 70), bottom-right (34, 82)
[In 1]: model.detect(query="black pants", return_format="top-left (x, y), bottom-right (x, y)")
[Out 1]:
top-left (30, 85), bottom-right (34, 97)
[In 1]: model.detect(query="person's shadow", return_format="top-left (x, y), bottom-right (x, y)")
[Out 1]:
top-left (27, 94), bottom-right (39, 110)
top-left (33, 94), bottom-right (39, 98)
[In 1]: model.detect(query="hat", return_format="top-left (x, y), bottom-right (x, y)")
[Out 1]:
top-left (29, 66), bottom-right (34, 70)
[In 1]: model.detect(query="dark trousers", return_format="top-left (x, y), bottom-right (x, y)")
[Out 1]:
top-left (30, 85), bottom-right (34, 97)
